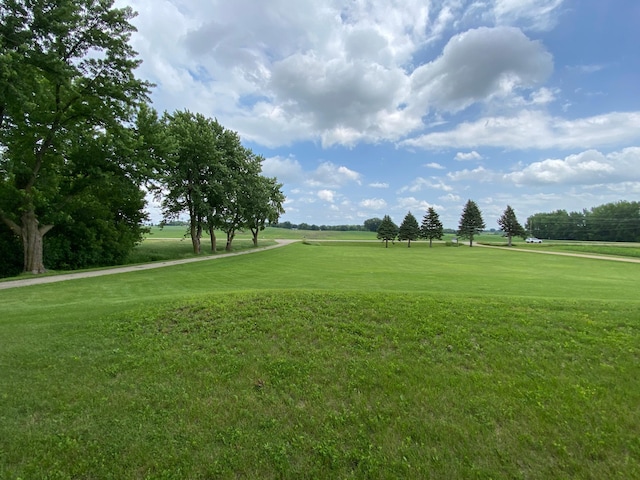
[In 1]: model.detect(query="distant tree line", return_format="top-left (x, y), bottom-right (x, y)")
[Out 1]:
top-left (272, 217), bottom-right (459, 234)
top-left (526, 201), bottom-right (640, 242)
top-left (272, 222), bottom-right (367, 231)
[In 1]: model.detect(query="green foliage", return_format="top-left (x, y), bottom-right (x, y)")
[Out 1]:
top-left (159, 111), bottom-right (285, 253)
top-left (0, 223), bottom-right (22, 278)
top-left (376, 214), bottom-right (398, 247)
top-left (245, 175), bottom-right (286, 246)
top-left (398, 211), bottom-right (420, 246)
top-left (498, 205), bottom-right (526, 246)
top-left (160, 111), bottom-right (234, 253)
top-left (364, 217), bottom-right (383, 232)
top-left (527, 201), bottom-right (640, 242)
top-left (457, 199), bottom-right (485, 246)
top-left (420, 207), bottom-right (444, 247)
top-left (0, 0), bottom-right (152, 273)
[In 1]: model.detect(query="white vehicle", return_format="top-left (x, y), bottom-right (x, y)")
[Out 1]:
top-left (526, 237), bottom-right (542, 243)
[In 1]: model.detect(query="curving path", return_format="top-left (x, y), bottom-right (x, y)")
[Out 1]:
top-left (476, 243), bottom-right (640, 263)
top-left (0, 239), bottom-right (298, 290)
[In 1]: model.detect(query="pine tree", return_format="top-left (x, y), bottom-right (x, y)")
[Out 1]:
top-left (498, 205), bottom-right (526, 246)
top-left (458, 200), bottom-right (485, 247)
top-left (376, 215), bottom-right (398, 248)
top-left (420, 207), bottom-right (444, 247)
top-left (398, 211), bottom-right (420, 247)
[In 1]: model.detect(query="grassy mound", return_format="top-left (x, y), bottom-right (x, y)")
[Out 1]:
top-left (2, 291), bottom-right (638, 479)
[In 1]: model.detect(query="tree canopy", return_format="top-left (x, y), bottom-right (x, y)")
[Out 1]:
top-left (158, 110), bottom-right (285, 253)
top-left (527, 201), bottom-right (640, 242)
top-left (458, 200), bottom-right (485, 247)
top-left (498, 205), bottom-right (526, 246)
top-left (0, 0), bottom-right (151, 273)
top-left (377, 215), bottom-right (398, 248)
top-left (364, 217), bottom-right (383, 232)
top-left (420, 207), bottom-right (444, 247)
top-left (398, 211), bottom-right (420, 247)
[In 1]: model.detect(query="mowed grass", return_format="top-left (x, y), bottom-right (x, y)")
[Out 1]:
top-left (146, 225), bottom-right (380, 241)
top-left (536, 243), bottom-right (640, 259)
top-left (1, 242), bottom-right (639, 478)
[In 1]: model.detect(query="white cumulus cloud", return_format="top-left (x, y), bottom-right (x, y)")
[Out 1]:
top-left (317, 189), bottom-right (336, 202)
top-left (455, 151), bottom-right (483, 161)
top-left (402, 110), bottom-right (640, 150)
top-left (360, 198), bottom-right (388, 209)
top-left (504, 147), bottom-right (640, 185)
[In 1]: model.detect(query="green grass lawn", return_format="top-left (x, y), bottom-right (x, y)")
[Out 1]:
top-left (146, 225), bottom-right (380, 240)
top-left (1, 242), bottom-right (639, 478)
top-left (534, 243), bottom-right (640, 259)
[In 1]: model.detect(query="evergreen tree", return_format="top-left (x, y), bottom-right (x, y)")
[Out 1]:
top-left (420, 207), bottom-right (444, 247)
top-left (376, 215), bottom-right (398, 248)
top-left (498, 205), bottom-right (526, 246)
top-left (398, 211), bottom-right (420, 247)
top-left (457, 200), bottom-right (485, 247)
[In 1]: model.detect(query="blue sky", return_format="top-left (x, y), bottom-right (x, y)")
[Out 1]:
top-left (119, 0), bottom-right (640, 229)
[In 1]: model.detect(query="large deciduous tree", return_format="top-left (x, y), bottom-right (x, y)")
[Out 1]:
top-left (398, 211), bottom-right (420, 247)
top-left (458, 200), bottom-right (485, 247)
top-left (215, 146), bottom-right (262, 252)
top-left (420, 207), bottom-right (443, 247)
top-left (377, 215), bottom-right (398, 248)
top-left (42, 129), bottom-right (149, 269)
top-left (0, 0), bottom-right (151, 273)
top-left (160, 111), bottom-right (227, 254)
top-left (245, 174), bottom-right (285, 247)
top-left (498, 205), bottom-right (526, 246)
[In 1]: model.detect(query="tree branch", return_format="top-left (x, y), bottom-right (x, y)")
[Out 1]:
top-left (39, 224), bottom-right (55, 236)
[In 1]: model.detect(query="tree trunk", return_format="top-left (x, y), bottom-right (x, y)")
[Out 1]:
top-left (429, 238), bottom-right (433, 247)
top-left (190, 222), bottom-right (201, 254)
top-left (225, 230), bottom-right (235, 251)
top-left (19, 209), bottom-right (53, 274)
top-left (507, 234), bottom-right (512, 247)
top-left (251, 228), bottom-right (258, 247)
top-left (209, 226), bottom-right (217, 253)
top-left (407, 239), bottom-right (411, 247)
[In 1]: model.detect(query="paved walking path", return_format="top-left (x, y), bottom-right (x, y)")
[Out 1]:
top-left (0, 239), bottom-right (297, 290)
top-left (476, 243), bottom-right (640, 263)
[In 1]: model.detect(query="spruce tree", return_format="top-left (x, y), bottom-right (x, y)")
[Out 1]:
top-left (457, 200), bottom-right (485, 247)
top-left (398, 211), bottom-right (420, 247)
top-left (376, 215), bottom-right (398, 248)
top-left (498, 205), bottom-right (526, 246)
top-left (420, 207), bottom-right (444, 247)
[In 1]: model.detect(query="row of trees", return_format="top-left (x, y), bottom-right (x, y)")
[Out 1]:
top-left (273, 222), bottom-right (367, 232)
top-left (157, 110), bottom-right (285, 254)
top-left (0, 0), bottom-right (284, 276)
top-left (526, 201), bottom-right (640, 242)
top-left (376, 207), bottom-right (445, 247)
top-left (377, 201), bottom-right (529, 247)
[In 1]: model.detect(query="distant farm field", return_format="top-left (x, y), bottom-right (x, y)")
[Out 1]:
top-left (1, 241), bottom-right (638, 478)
